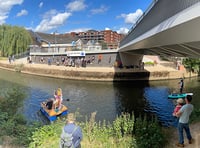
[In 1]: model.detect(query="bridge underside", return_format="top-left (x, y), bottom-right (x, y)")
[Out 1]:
top-left (120, 16), bottom-right (200, 58)
top-left (119, 0), bottom-right (200, 58)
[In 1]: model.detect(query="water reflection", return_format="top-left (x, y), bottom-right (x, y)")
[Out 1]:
top-left (113, 81), bottom-right (148, 118)
top-left (144, 87), bottom-right (176, 127)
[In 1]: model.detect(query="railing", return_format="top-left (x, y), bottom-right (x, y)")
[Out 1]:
top-left (127, 0), bottom-right (158, 34)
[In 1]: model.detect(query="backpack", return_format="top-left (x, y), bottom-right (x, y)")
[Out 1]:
top-left (60, 126), bottom-right (78, 148)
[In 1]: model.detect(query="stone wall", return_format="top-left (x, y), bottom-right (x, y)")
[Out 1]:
top-left (0, 61), bottom-right (198, 81)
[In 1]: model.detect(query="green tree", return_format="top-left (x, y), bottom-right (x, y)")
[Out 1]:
top-left (100, 41), bottom-right (107, 50)
top-left (182, 58), bottom-right (200, 76)
top-left (0, 24), bottom-right (32, 57)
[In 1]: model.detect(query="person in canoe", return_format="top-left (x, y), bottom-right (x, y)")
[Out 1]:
top-left (54, 87), bottom-right (63, 110)
top-left (45, 98), bottom-right (54, 110)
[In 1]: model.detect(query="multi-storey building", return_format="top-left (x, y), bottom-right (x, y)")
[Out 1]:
top-left (70, 30), bottom-right (125, 50)
top-left (29, 29), bottom-right (125, 53)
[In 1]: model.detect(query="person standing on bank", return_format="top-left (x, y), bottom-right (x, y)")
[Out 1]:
top-left (178, 78), bottom-right (184, 94)
top-left (60, 113), bottom-right (83, 148)
top-left (175, 95), bottom-right (193, 147)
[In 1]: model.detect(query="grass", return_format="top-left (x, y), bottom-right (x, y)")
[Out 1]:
top-left (0, 57), bottom-right (7, 60)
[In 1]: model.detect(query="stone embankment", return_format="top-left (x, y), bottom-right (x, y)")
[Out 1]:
top-left (0, 59), bottom-right (197, 81)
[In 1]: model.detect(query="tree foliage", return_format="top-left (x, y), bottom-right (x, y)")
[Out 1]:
top-left (182, 58), bottom-right (200, 74)
top-left (0, 24), bottom-right (32, 57)
top-left (0, 88), bottom-right (41, 147)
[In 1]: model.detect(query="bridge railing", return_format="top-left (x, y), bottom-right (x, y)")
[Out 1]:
top-left (127, 0), bottom-right (158, 34)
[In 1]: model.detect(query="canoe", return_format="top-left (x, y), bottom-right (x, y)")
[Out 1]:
top-left (40, 99), bottom-right (68, 122)
top-left (168, 93), bottom-right (193, 99)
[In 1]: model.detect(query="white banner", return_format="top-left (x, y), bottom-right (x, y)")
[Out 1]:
top-left (67, 51), bottom-right (85, 57)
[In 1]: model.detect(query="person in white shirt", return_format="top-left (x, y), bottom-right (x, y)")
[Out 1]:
top-left (175, 95), bottom-right (193, 147)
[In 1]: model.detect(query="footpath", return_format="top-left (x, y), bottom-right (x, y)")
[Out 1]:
top-left (165, 122), bottom-right (200, 148)
top-left (0, 58), bottom-right (197, 81)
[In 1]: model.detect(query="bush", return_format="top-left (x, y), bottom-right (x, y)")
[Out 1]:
top-left (144, 61), bottom-right (154, 66)
top-left (29, 112), bottom-right (137, 148)
top-left (134, 116), bottom-right (166, 148)
top-left (190, 108), bottom-right (200, 123)
top-left (0, 88), bottom-right (40, 147)
top-left (28, 112), bottom-right (171, 148)
top-left (29, 121), bottom-right (62, 148)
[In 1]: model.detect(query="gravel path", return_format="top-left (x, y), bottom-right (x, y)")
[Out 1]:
top-left (165, 122), bottom-right (200, 148)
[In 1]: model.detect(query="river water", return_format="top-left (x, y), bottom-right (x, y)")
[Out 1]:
top-left (0, 69), bottom-right (200, 126)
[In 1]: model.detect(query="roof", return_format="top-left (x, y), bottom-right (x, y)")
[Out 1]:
top-left (28, 30), bottom-right (79, 45)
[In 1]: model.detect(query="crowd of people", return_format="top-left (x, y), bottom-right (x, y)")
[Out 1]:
top-left (36, 55), bottom-right (105, 68)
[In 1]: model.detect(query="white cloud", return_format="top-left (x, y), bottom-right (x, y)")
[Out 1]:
top-left (42, 9), bottom-right (57, 19)
top-left (66, 0), bottom-right (86, 12)
top-left (35, 10), bottom-right (71, 32)
top-left (39, 2), bottom-right (43, 8)
top-left (49, 13), bottom-right (71, 26)
top-left (118, 9), bottom-right (143, 24)
top-left (90, 5), bottom-right (108, 15)
top-left (16, 9), bottom-right (28, 17)
top-left (0, 0), bottom-right (23, 24)
top-left (0, 15), bottom-right (8, 24)
top-left (117, 27), bottom-right (129, 34)
top-left (105, 27), bottom-right (110, 30)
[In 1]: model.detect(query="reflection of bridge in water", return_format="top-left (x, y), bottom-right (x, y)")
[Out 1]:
top-left (118, 0), bottom-right (200, 67)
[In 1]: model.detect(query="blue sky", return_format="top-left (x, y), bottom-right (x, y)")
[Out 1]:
top-left (0, 0), bottom-right (153, 34)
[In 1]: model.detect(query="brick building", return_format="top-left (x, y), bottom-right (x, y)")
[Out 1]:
top-left (70, 30), bottom-right (125, 49)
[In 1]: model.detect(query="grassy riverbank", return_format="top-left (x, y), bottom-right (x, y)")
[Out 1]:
top-left (28, 112), bottom-right (167, 148)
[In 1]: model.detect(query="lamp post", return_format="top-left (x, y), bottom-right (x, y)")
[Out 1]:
top-left (54, 32), bottom-right (56, 52)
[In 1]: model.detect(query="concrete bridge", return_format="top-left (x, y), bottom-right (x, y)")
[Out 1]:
top-left (118, 0), bottom-right (200, 67)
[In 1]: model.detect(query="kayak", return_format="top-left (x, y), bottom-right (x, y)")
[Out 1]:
top-left (40, 99), bottom-right (68, 122)
top-left (168, 93), bottom-right (193, 99)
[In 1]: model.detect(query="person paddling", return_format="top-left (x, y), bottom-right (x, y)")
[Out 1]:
top-left (178, 78), bottom-right (184, 94)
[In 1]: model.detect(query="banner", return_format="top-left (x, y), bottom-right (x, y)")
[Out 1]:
top-left (67, 51), bottom-right (85, 57)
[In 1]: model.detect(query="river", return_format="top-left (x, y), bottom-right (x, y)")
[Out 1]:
top-left (0, 69), bottom-right (200, 126)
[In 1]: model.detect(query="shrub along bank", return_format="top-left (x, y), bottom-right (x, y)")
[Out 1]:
top-left (0, 88), bottom-right (41, 147)
top-left (29, 112), bottom-right (167, 148)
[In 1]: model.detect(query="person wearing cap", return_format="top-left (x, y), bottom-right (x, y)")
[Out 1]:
top-left (173, 98), bottom-right (184, 116)
top-left (175, 95), bottom-right (194, 147)
top-left (60, 113), bottom-right (83, 148)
